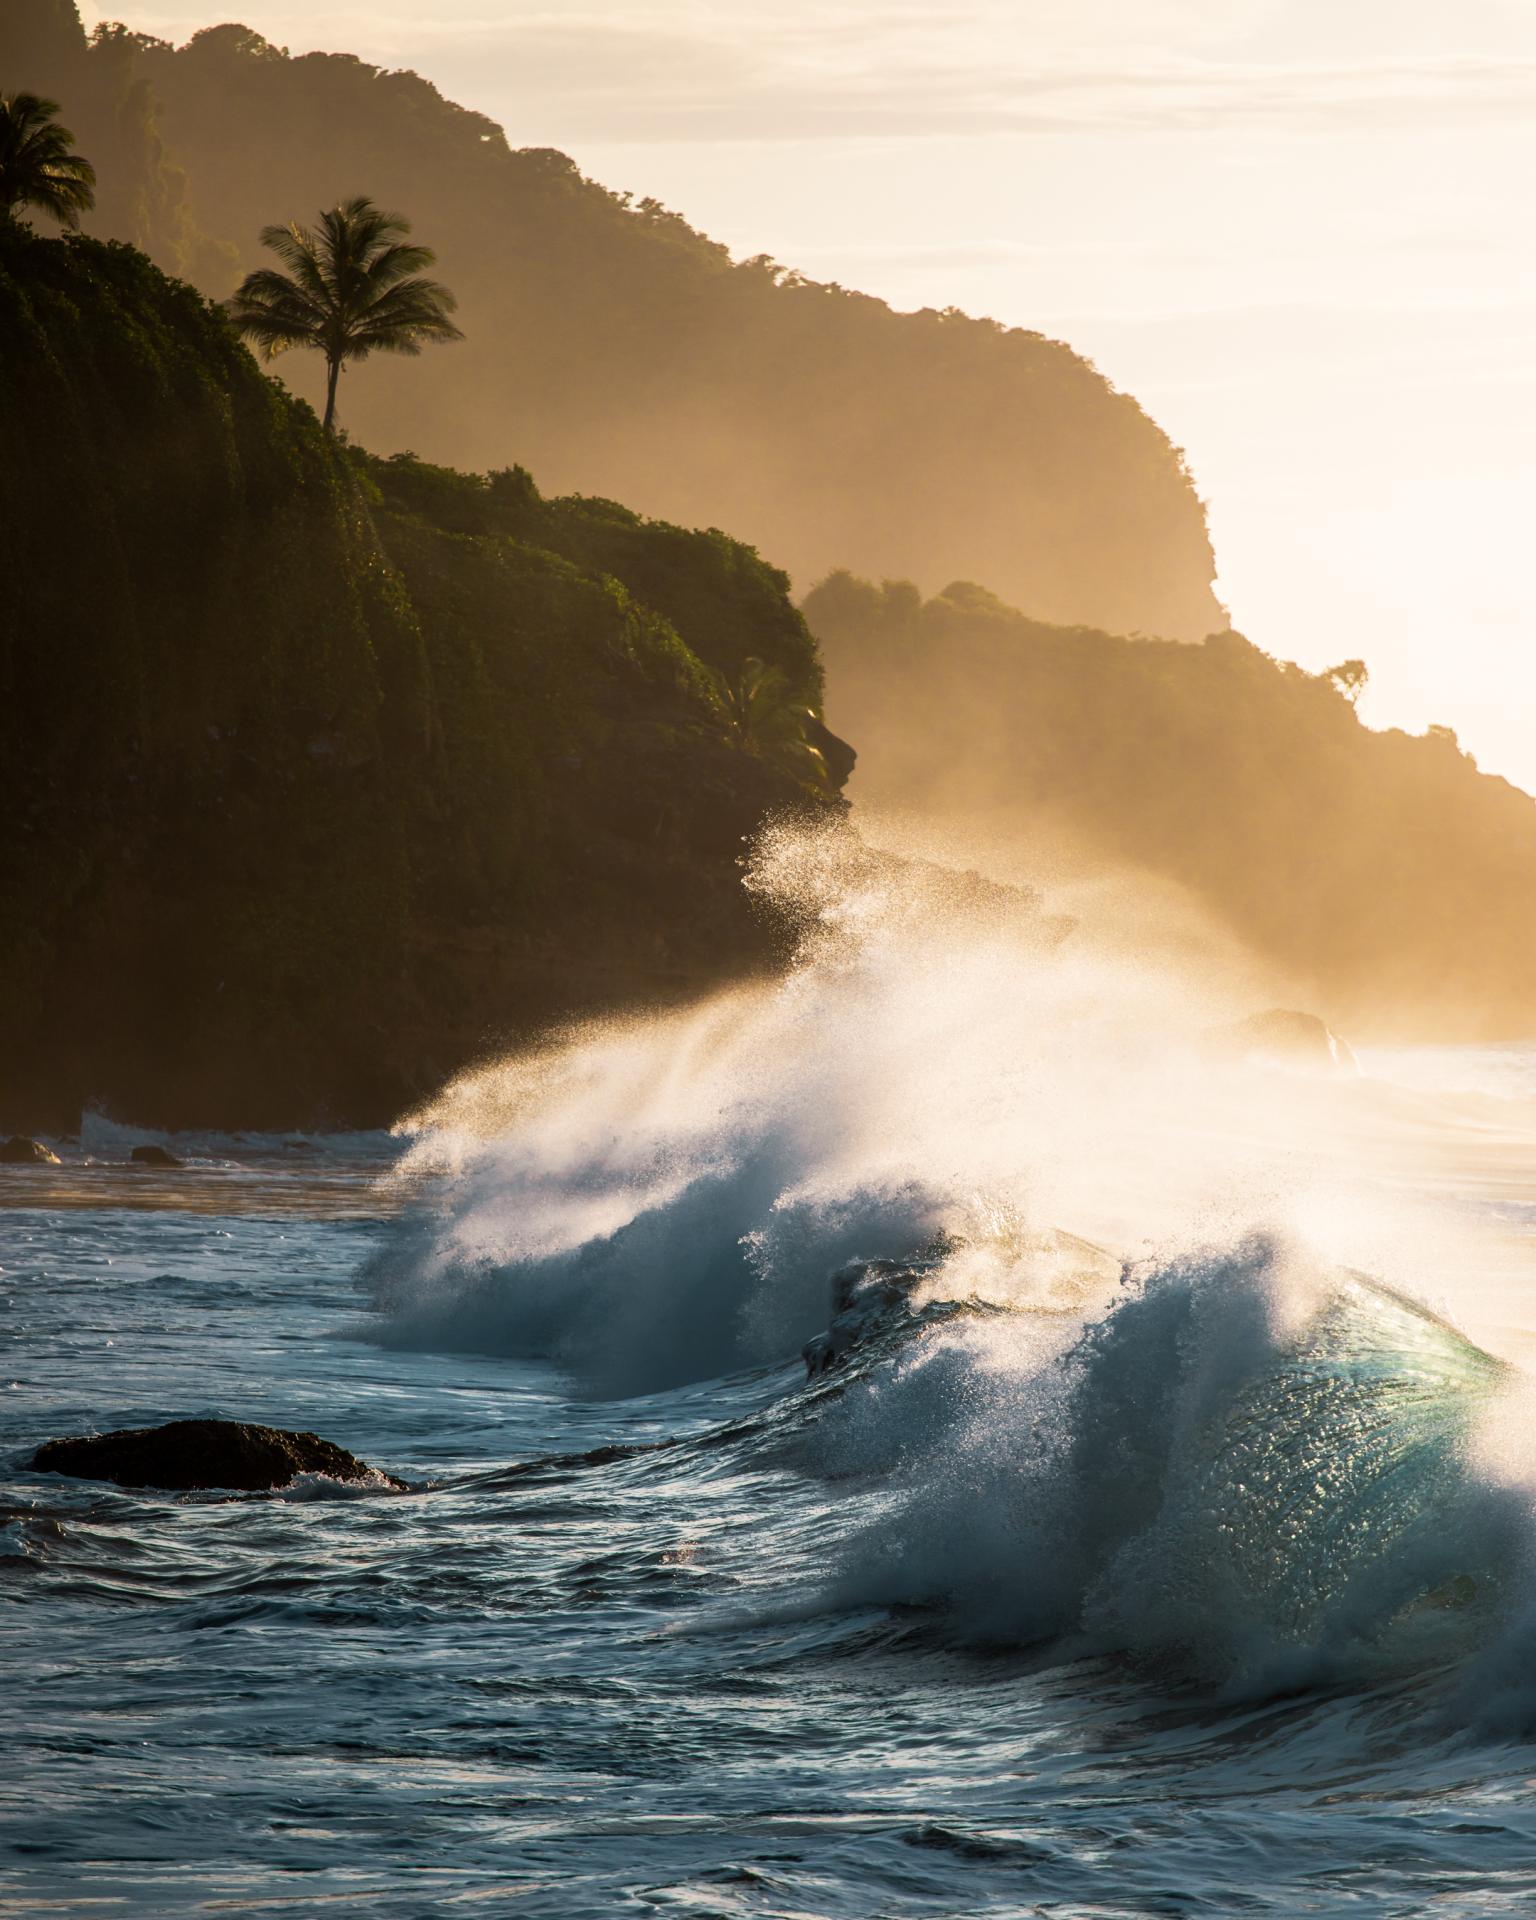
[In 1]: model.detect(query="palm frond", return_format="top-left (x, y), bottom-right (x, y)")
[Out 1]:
top-left (347, 277), bottom-right (464, 355)
top-left (707, 657), bottom-right (831, 785)
top-left (230, 266), bottom-right (326, 313)
top-left (355, 241), bottom-right (439, 294)
top-left (0, 92), bottom-right (96, 227)
top-left (254, 222), bottom-right (332, 304)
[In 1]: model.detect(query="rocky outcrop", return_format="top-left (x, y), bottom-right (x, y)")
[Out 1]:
top-left (1, 1135), bottom-right (60, 1164)
top-left (31, 1419), bottom-right (405, 1492)
top-left (129, 1144), bottom-right (183, 1167)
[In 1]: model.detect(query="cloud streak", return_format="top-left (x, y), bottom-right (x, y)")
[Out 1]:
top-left (85, 3), bottom-right (1536, 141)
top-left (424, 31), bottom-right (1536, 144)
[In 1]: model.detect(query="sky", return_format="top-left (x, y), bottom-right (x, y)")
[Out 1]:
top-left (83, 0), bottom-right (1536, 791)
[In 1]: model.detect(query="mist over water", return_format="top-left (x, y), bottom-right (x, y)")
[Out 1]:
top-left (369, 818), bottom-right (1536, 1387)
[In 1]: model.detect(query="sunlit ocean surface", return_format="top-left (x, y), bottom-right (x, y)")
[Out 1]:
top-left (6, 1048), bottom-right (1536, 1919)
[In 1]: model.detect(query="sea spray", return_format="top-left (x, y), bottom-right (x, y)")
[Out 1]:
top-left (365, 820), bottom-right (1507, 1394)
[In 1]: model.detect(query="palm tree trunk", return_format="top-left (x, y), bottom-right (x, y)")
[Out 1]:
top-left (322, 354), bottom-right (340, 434)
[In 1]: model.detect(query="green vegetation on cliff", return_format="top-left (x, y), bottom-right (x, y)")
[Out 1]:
top-left (2, 1), bottom-right (1223, 640)
top-left (0, 223), bottom-right (841, 1127)
top-left (804, 572), bottom-right (1536, 1037)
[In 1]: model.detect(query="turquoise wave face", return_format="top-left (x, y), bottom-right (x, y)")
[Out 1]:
top-left (1069, 1256), bottom-right (1517, 1678)
top-left (811, 1235), bottom-right (1529, 1692)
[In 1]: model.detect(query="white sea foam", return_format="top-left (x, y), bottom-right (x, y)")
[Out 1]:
top-left (366, 819), bottom-right (1536, 1395)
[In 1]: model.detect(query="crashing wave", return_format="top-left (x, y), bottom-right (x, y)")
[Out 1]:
top-left (813, 1231), bottom-right (1526, 1691)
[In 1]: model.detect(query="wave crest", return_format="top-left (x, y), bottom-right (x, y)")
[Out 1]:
top-left (815, 1232), bottom-right (1529, 1692)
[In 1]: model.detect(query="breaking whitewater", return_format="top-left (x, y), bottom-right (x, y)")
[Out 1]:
top-left (7, 822), bottom-right (1536, 1918)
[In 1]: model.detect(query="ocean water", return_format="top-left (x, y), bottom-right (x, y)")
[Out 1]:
top-left (7, 832), bottom-right (1536, 1918)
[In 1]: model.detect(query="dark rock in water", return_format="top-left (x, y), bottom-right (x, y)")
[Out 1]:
top-left (129, 1143), bottom-right (184, 1168)
top-left (1221, 1008), bottom-right (1358, 1076)
top-left (1, 1135), bottom-right (60, 1165)
top-left (31, 1420), bottom-right (404, 1492)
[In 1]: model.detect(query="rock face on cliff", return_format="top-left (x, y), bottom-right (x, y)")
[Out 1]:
top-left (2, 1), bottom-right (1224, 642)
top-left (32, 1420), bottom-right (403, 1492)
top-left (0, 225), bottom-right (843, 1130)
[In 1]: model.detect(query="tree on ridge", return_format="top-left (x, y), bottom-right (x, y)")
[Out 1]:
top-left (227, 195), bottom-right (462, 433)
top-left (1323, 659), bottom-right (1369, 707)
top-left (0, 92), bottom-right (96, 229)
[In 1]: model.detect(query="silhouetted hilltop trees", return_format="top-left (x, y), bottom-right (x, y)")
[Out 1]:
top-left (1, 1), bottom-right (1223, 639)
top-left (0, 223), bottom-right (842, 1129)
top-left (804, 572), bottom-right (1536, 1038)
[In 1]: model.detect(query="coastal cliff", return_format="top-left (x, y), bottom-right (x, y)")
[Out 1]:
top-left (0, 225), bottom-right (842, 1127)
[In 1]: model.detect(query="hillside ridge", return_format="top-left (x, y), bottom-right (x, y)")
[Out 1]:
top-left (3, 0), bottom-right (1225, 640)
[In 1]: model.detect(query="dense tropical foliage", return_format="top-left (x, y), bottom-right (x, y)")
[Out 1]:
top-left (708, 657), bottom-right (833, 786)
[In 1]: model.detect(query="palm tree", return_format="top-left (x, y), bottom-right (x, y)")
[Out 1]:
top-left (709, 657), bottom-right (830, 786)
top-left (0, 93), bottom-right (96, 229)
top-left (227, 196), bottom-right (463, 433)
